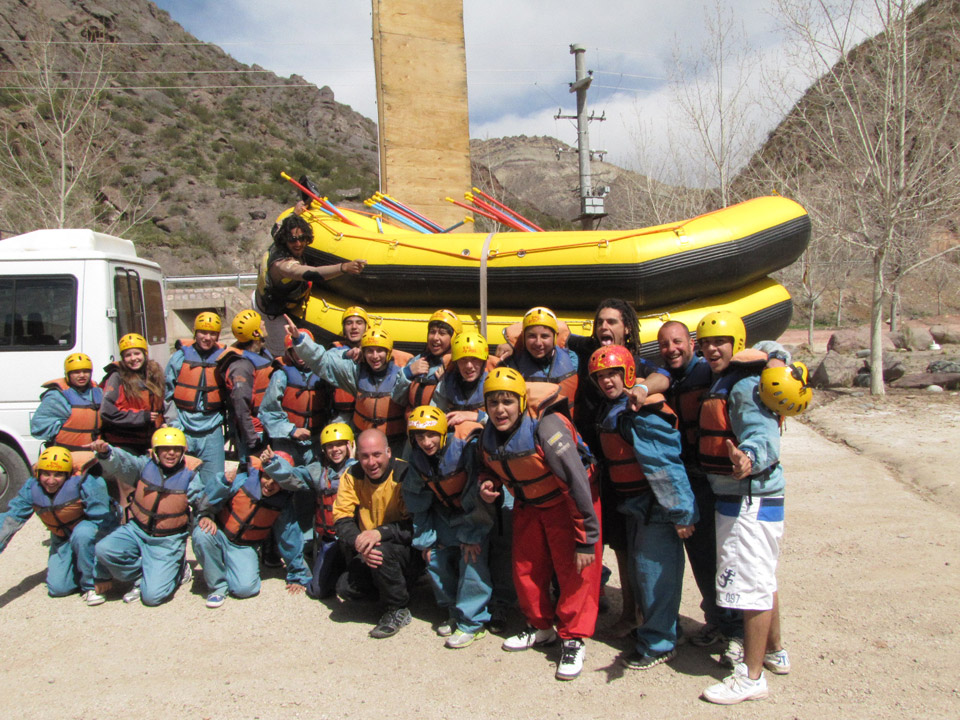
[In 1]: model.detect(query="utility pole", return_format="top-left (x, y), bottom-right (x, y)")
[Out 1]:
top-left (556, 44), bottom-right (608, 230)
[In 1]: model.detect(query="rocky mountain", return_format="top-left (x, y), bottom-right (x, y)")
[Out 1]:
top-left (0, 0), bottom-right (379, 275)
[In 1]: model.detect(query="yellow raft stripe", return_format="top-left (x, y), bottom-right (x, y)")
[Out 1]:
top-left (295, 195), bottom-right (807, 270)
top-left (300, 276), bottom-right (792, 347)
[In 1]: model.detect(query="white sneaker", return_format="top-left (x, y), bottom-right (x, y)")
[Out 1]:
top-left (702, 663), bottom-right (769, 705)
top-left (501, 625), bottom-right (557, 652)
top-left (763, 648), bottom-right (791, 675)
top-left (82, 589), bottom-right (106, 606)
top-left (555, 639), bottom-right (586, 680)
top-left (122, 583), bottom-right (141, 604)
top-left (179, 563), bottom-right (193, 586)
top-left (721, 636), bottom-right (744, 667)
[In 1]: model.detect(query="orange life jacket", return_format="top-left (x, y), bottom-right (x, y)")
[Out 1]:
top-left (217, 468), bottom-right (287, 545)
top-left (479, 414), bottom-right (568, 508)
top-left (172, 340), bottom-right (225, 414)
top-left (698, 351), bottom-right (767, 475)
top-left (408, 431), bottom-right (475, 511)
top-left (277, 363), bottom-right (327, 431)
top-left (353, 363), bottom-right (406, 438)
top-left (129, 457), bottom-right (200, 536)
top-left (597, 395), bottom-right (678, 498)
top-left (313, 460), bottom-right (351, 539)
top-left (406, 353), bottom-right (450, 410)
top-left (216, 347), bottom-right (275, 431)
top-left (40, 378), bottom-right (102, 451)
top-left (507, 349), bottom-right (579, 418)
top-left (30, 453), bottom-right (95, 538)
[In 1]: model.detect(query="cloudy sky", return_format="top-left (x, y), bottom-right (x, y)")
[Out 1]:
top-left (151, 0), bottom-right (860, 183)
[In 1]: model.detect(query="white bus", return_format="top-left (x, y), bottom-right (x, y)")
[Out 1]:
top-left (0, 229), bottom-right (168, 510)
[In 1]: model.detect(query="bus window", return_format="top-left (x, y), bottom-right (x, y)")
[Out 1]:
top-left (114, 268), bottom-right (145, 341)
top-left (0, 275), bottom-right (78, 351)
top-left (142, 279), bottom-right (166, 345)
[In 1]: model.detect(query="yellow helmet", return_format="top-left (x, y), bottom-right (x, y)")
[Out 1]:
top-left (151, 427), bottom-right (187, 450)
top-left (696, 311), bottom-right (746, 354)
top-left (341, 306), bottom-right (370, 328)
top-left (194, 311), bottom-right (222, 333)
top-left (759, 362), bottom-right (812, 417)
top-left (407, 405), bottom-right (448, 447)
top-left (428, 309), bottom-right (463, 336)
top-left (522, 306), bottom-right (559, 335)
top-left (231, 309), bottom-right (264, 343)
top-left (64, 352), bottom-right (93, 374)
top-left (451, 331), bottom-right (489, 362)
top-left (119, 333), bottom-right (148, 354)
top-left (360, 328), bottom-right (393, 359)
top-left (483, 366), bottom-right (527, 414)
top-left (320, 423), bottom-right (355, 445)
top-left (37, 446), bottom-right (73, 474)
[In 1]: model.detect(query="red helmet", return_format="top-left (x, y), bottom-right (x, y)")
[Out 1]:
top-left (284, 328), bottom-right (314, 350)
top-left (273, 450), bottom-right (295, 465)
top-left (588, 345), bottom-right (636, 389)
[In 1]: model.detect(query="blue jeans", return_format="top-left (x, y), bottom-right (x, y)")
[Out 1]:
top-left (425, 517), bottom-right (493, 633)
top-left (623, 495), bottom-right (685, 657)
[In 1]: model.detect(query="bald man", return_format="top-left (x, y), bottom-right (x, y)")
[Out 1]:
top-left (332, 429), bottom-right (420, 638)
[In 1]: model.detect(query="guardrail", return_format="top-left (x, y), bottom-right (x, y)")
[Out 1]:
top-left (165, 273), bottom-right (258, 288)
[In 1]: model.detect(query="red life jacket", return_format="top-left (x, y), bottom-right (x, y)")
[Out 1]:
top-left (597, 395), bottom-right (678, 498)
top-left (217, 468), bottom-right (287, 545)
top-left (353, 363), bottom-right (406, 439)
top-left (40, 378), bottom-right (102, 451)
top-left (99, 365), bottom-right (162, 449)
top-left (172, 340), bottom-right (225, 414)
top-left (277, 363), bottom-right (327, 431)
top-left (698, 350), bottom-right (768, 475)
top-left (216, 347), bottom-right (275, 432)
top-left (129, 457), bottom-right (200, 536)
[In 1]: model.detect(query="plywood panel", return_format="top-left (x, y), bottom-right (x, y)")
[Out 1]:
top-left (372, 0), bottom-right (472, 230)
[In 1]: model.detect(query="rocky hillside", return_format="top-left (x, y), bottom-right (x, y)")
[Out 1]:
top-left (0, 0), bottom-right (379, 274)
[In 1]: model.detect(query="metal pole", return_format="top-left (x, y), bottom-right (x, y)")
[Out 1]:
top-left (570, 44), bottom-right (593, 231)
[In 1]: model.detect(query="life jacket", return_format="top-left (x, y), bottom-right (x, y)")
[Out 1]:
top-left (129, 457), bottom-right (200, 537)
top-left (665, 358), bottom-right (713, 463)
top-left (172, 339), bottom-right (225, 414)
top-left (353, 363), bottom-right (406, 438)
top-left (216, 347), bottom-right (275, 432)
top-left (278, 362), bottom-right (328, 431)
top-left (40, 378), bottom-right (103, 451)
top-left (597, 395), bottom-right (678, 498)
top-left (698, 350), bottom-right (768, 475)
top-left (409, 431), bottom-right (476, 511)
top-left (480, 412), bottom-right (584, 509)
top-left (29, 450), bottom-right (96, 538)
top-left (508, 349), bottom-right (579, 416)
top-left (99, 364), bottom-right (163, 449)
top-left (441, 371), bottom-right (487, 412)
top-left (313, 460), bottom-right (351, 539)
top-left (217, 467), bottom-right (288, 545)
top-left (406, 353), bottom-right (450, 409)
top-left (255, 244), bottom-right (311, 316)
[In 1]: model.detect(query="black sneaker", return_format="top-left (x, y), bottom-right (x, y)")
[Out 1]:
top-left (487, 607), bottom-right (508, 635)
top-left (369, 608), bottom-right (412, 639)
top-left (620, 648), bottom-right (677, 670)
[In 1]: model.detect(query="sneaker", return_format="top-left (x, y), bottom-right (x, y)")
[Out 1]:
top-left (555, 639), bottom-right (586, 680)
top-left (689, 623), bottom-right (723, 647)
top-left (721, 636), bottom-right (745, 667)
top-left (369, 607), bottom-right (412, 639)
top-left (179, 563), bottom-right (193, 586)
top-left (487, 607), bottom-right (508, 635)
top-left (763, 648), bottom-right (791, 675)
top-left (445, 628), bottom-right (486, 649)
top-left (702, 663), bottom-right (769, 705)
top-left (122, 583), bottom-right (141, 604)
top-left (82, 589), bottom-right (106, 606)
top-left (621, 648), bottom-right (677, 670)
top-left (205, 593), bottom-right (226, 609)
top-left (436, 620), bottom-right (455, 638)
top-left (501, 625), bottom-right (558, 652)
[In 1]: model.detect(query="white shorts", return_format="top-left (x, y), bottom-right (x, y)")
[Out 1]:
top-left (714, 495), bottom-right (784, 611)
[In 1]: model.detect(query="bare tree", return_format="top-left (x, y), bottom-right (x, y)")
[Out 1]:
top-left (755, 0), bottom-right (960, 395)
top-left (0, 38), bottom-right (145, 234)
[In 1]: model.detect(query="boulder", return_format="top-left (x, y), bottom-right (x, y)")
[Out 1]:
top-left (929, 324), bottom-right (960, 345)
top-left (890, 373), bottom-right (960, 390)
top-left (890, 326), bottom-right (934, 351)
top-left (927, 359), bottom-right (960, 374)
top-left (826, 327), bottom-right (895, 354)
top-left (862, 353), bottom-right (906, 383)
top-left (811, 351), bottom-right (860, 388)
top-left (248, 210), bottom-right (267, 220)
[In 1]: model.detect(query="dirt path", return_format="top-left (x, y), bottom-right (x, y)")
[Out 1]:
top-left (1, 418), bottom-right (958, 719)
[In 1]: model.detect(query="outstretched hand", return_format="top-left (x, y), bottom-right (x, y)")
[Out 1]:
top-left (725, 439), bottom-right (753, 480)
top-left (283, 314), bottom-right (301, 343)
